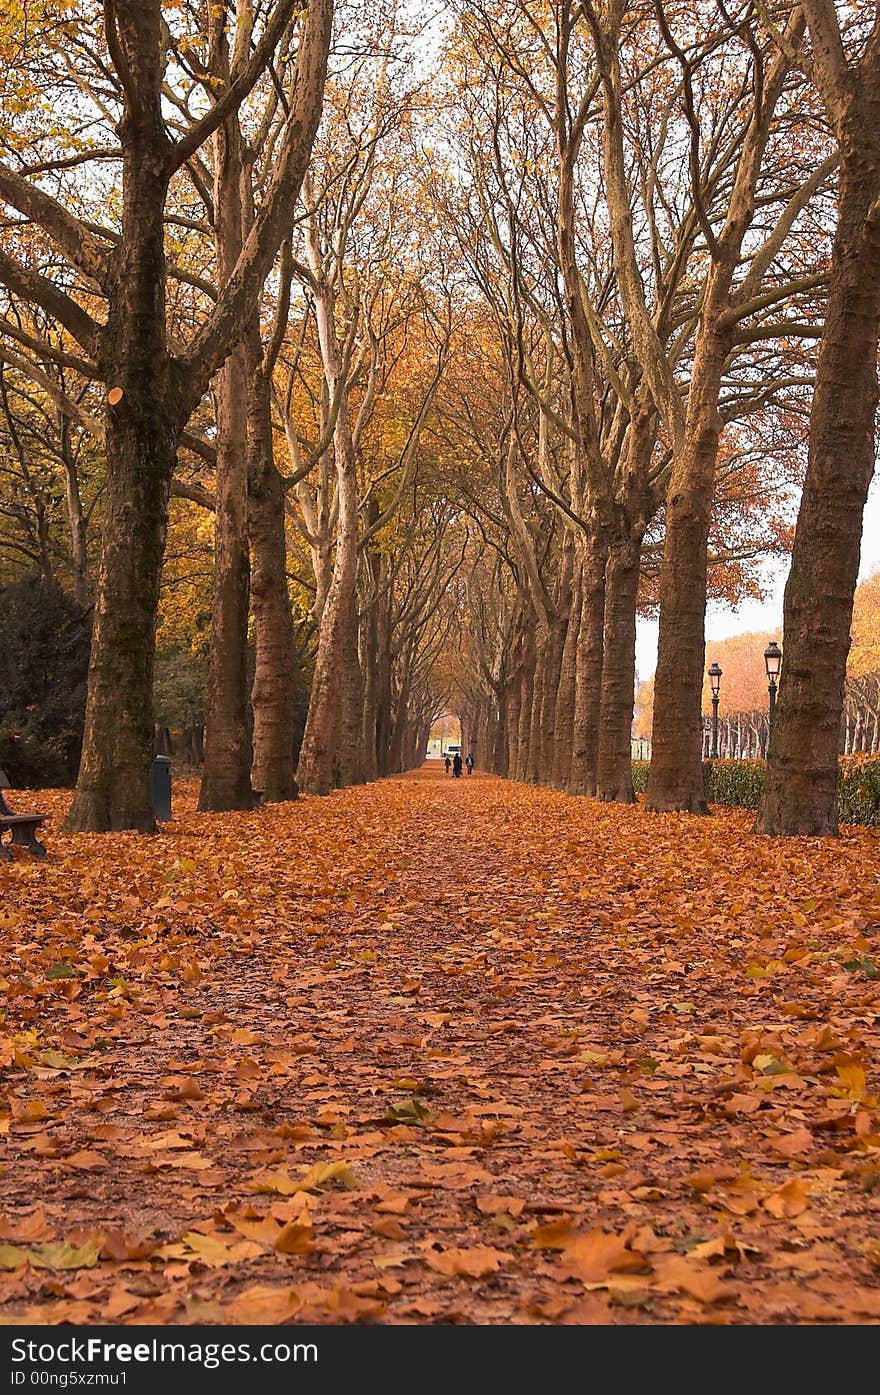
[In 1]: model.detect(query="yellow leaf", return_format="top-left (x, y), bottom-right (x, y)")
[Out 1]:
top-left (296, 1160), bottom-right (358, 1192)
top-left (763, 1178), bottom-right (810, 1219)
top-left (179, 1231), bottom-right (263, 1267)
top-left (836, 1062), bottom-right (866, 1099)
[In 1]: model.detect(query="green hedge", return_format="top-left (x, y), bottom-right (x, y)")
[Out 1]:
top-left (632, 761), bottom-right (650, 795)
top-left (631, 757), bottom-right (880, 826)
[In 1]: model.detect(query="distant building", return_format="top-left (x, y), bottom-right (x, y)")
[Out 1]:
top-left (426, 713), bottom-right (461, 759)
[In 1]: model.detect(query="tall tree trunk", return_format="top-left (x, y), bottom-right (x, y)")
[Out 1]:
top-left (296, 231), bottom-right (360, 794)
top-left (336, 591), bottom-right (365, 786)
top-left (389, 663), bottom-right (412, 774)
top-left (375, 597), bottom-right (393, 776)
top-left (757, 104), bottom-right (880, 833)
top-left (65, 399), bottom-right (177, 832)
top-left (359, 517), bottom-right (381, 782)
top-left (493, 685), bottom-right (508, 775)
top-left (568, 531), bottom-right (606, 796)
top-left (644, 311), bottom-right (731, 814)
top-left (552, 563), bottom-right (580, 789)
top-left (597, 533), bottom-right (642, 802)
top-left (526, 621), bottom-right (548, 783)
top-left (505, 632), bottom-right (523, 778)
top-left (199, 341), bottom-right (253, 810)
top-left (248, 359), bottom-right (298, 802)
top-left (199, 75), bottom-right (252, 813)
top-left (64, 15), bottom-right (174, 834)
top-left (360, 593), bottom-right (379, 782)
top-left (538, 551), bottom-right (572, 783)
top-left (515, 629), bottom-right (536, 782)
top-left (296, 452), bottom-right (358, 793)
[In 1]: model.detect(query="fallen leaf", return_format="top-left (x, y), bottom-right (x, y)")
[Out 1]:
top-left (763, 1179), bottom-right (811, 1219)
top-left (558, 1230), bottom-right (648, 1283)
top-left (424, 1246), bottom-right (506, 1278)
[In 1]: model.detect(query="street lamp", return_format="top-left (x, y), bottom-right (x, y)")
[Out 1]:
top-left (764, 640), bottom-right (782, 730)
top-left (708, 661), bottom-right (722, 759)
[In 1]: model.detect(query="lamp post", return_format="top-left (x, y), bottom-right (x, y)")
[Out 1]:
top-left (708, 661), bottom-right (722, 759)
top-left (764, 640), bottom-right (782, 732)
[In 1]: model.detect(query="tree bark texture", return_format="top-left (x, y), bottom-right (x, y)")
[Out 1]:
top-left (64, 3), bottom-right (175, 833)
top-left (248, 361), bottom-right (298, 802)
top-left (596, 535), bottom-right (641, 802)
top-left (567, 533), bottom-right (606, 797)
top-left (199, 55), bottom-right (253, 813)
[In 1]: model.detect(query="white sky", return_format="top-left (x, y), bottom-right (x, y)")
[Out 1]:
top-left (635, 471), bottom-right (880, 682)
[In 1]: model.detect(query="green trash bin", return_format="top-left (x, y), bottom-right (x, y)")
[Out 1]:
top-left (150, 755), bottom-right (172, 821)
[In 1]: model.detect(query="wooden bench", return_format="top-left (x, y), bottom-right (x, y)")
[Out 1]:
top-left (0, 788), bottom-right (47, 858)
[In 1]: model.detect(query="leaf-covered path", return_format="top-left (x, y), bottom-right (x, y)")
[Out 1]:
top-left (2, 766), bottom-right (880, 1324)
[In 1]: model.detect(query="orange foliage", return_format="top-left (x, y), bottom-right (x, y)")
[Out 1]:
top-left (2, 770), bottom-right (880, 1324)
top-left (850, 569), bottom-right (880, 678)
top-left (701, 631), bottom-right (779, 715)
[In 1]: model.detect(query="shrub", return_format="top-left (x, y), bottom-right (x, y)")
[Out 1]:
top-left (631, 756), bottom-right (880, 826)
top-left (839, 755), bottom-right (880, 827)
top-left (704, 760), bottom-right (765, 809)
top-left (632, 760), bottom-right (650, 795)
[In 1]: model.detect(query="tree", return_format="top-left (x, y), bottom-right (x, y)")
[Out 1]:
top-left (0, 0), bottom-right (333, 831)
top-left (758, 1), bottom-right (880, 835)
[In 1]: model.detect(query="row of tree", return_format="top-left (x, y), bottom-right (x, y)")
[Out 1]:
top-left (0, 0), bottom-right (459, 821)
top-left (1, 0), bottom-right (878, 838)
top-left (438, 0), bottom-right (880, 835)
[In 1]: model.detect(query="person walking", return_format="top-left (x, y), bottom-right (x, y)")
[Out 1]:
top-left (444, 754), bottom-right (451, 776)
top-left (466, 753), bottom-right (474, 776)
top-left (452, 753), bottom-right (463, 778)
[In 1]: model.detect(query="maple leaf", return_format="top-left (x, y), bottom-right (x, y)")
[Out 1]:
top-left (557, 1230), bottom-right (649, 1283)
top-left (424, 1246), bottom-right (506, 1278)
top-left (274, 1220), bottom-right (314, 1256)
top-left (648, 1253), bottom-right (733, 1305)
top-left (763, 1180), bottom-right (811, 1219)
top-left (222, 1285), bottom-right (302, 1324)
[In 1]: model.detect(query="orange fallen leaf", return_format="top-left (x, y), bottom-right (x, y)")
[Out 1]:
top-left (274, 1220), bottom-right (314, 1256)
top-left (835, 1062), bottom-right (867, 1099)
top-left (769, 1127), bottom-right (814, 1158)
top-left (223, 1285), bottom-right (302, 1324)
top-left (161, 1077), bottom-right (205, 1102)
top-left (374, 1195), bottom-right (413, 1215)
top-left (65, 1150), bottom-right (107, 1171)
top-left (424, 1246), bottom-right (506, 1278)
top-left (763, 1179), bottom-right (811, 1219)
top-left (530, 1218), bottom-right (575, 1249)
top-left (558, 1229), bottom-right (648, 1283)
top-left (649, 1252), bottom-right (733, 1304)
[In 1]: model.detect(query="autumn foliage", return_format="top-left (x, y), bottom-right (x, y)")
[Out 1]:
top-left (2, 768), bottom-right (880, 1324)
